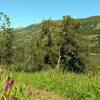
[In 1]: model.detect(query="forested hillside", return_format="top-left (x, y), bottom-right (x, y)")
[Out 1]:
top-left (0, 14), bottom-right (100, 72)
top-left (9, 15), bottom-right (100, 71)
top-left (14, 16), bottom-right (100, 53)
top-left (7, 16), bottom-right (89, 72)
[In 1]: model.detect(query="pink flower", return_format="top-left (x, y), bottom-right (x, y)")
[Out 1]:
top-left (12, 96), bottom-right (18, 100)
top-left (5, 79), bottom-right (14, 90)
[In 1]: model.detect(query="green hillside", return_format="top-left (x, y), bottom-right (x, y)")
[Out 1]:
top-left (14, 16), bottom-right (100, 53)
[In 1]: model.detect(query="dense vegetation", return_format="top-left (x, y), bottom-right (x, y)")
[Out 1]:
top-left (0, 13), bottom-right (90, 73)
top-left (0, 12), bottom-right (14, 69)
top-left (0, 12), bottom-right (100, 100)
top-left (12, 15), bottom-right (100, 72)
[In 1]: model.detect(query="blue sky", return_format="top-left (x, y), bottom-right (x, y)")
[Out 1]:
top-left (0, 0), bottom-right (100, 28)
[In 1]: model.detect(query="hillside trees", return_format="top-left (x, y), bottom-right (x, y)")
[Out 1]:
top-left (29, 20), bottom-right (55, 71)
top-left (3, 15), bottom-right (89, 73)
top-left (29, 16), bottom-right (89, 73)
top-left (28, 33), bottom-right (45, 72)
top-left (59, 16), bottom-right (89, 73)
top-left (41, 20), bottom-right (57, 68)
top-left (29, 19), bottom-right (60, 71)
top-left (0, 12), bottom-right (14, 69)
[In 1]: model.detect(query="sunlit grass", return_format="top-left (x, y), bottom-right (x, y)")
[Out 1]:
top-left (12, 70), bottom-right (100, 100)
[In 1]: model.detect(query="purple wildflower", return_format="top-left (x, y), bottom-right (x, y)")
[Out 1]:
top-left (12, 96), bottom-right (18, 100)
top-left (5, 79), bottom-right (14, 90)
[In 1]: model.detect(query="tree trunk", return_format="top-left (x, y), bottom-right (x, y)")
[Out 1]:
top-left (56, 51), bottom-right (61, 70)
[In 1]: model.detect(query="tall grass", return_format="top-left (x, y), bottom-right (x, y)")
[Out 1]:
top-left (13, 70), bottom-right (100, 100)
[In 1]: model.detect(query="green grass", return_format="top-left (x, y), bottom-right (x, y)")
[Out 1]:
top-left (12, 70), bottom-right (100, 100)
top-left (90, 53), bottom-right (100, 66)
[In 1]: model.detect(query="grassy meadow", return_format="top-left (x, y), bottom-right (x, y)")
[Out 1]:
top-left (12, 69), bottom-right (100, 100)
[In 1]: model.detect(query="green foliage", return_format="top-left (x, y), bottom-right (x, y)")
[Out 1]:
top-left (58, 16), bottom-right (89, 73)
top-left (3, 29), bottom-right (14, 66)
top-left (0, 12), bottom-right (14, 69)
top-left (0, 12), bottom-right (99, 72)
top-left (11, 16), bottom-right (90, 73)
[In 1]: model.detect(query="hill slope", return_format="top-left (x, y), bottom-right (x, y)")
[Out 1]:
top-left (14, 15), bottom-right (100, 53)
